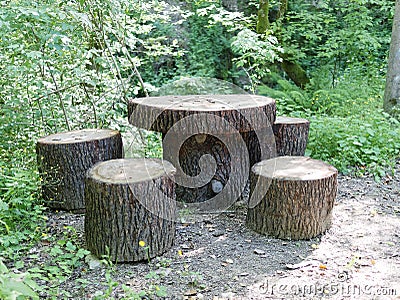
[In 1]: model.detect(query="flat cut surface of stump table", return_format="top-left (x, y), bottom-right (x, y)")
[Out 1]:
top-left (128, 95), bottom-right (277, 205)
top-left (90, 158), bottom-right (175, 184)
top-left (247, 156), bottom-right (338, 240)
top-left (128, 94), bottom-right (276, 133)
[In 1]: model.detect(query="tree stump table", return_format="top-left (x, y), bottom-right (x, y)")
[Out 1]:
top-left (128, 95), bottom-right (277, 209)
top-left (273, 116), bottom-right (310, 156)
top-left (246, 156), bottom-right (338, 240)
top-left (85, 158), bottom-right (176, 263)
top-left (36, 129), bottom-right (123, 212)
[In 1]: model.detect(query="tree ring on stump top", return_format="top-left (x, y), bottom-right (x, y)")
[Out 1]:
top-left (38, 129), bottom-right (120, 145)
top-left (274, 116), bottom-right (310, 125)
top-left (252, 156), bottom-right (337, 181)
top-left (128, 94), bottom-right (276, 133)
top-left (130, 94), bottom-right (274, 111)
top-left (89, 158), bottom-right (176, 185)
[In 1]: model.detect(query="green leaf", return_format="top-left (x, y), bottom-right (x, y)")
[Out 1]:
top-left (2, 277), bottom-right (39, 299)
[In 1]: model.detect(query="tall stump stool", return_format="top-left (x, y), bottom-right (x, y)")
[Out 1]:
top-left (273, 116), bottom-right (310, 156)
top-left (85, 158), bottom-right (176, 262)
top-left (36, 129), bottom-right (123, 212)
top-left (246, 156), bottom-right (337, 240)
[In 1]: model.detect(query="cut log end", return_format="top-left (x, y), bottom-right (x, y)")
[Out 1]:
top-left (88, 158), bottom-right (176, 184)
top-left (128, 94), bottom-right (276, 133)
top-left (274, 116), bottom-right (309, 125)
top-left (37, 129), bottom-right (121, 145)
top-left (252, 156), bottom-right (336, 181)
top-left (247, 156), bottom-right (338, 240)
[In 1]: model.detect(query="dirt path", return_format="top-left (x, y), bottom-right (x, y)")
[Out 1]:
top-left (44, 163), bottom-right (400, 299)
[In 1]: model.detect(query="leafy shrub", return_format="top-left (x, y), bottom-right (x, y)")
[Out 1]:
top-left (307, 113), bottom-right (400, 179)
top-left (259, 67), bottom-right (400, 179)
top-left (0, 118), bottom-right (45, 260)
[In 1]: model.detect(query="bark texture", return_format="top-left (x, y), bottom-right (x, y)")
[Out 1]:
top-left (281, 59), bottom-right (310, 89)
top-left (256, 0), bottom-right (270, 34)
top-left (162, 131), bottom-right (275, 203)
top-left (384, 0), bottom-right (400, 118)
top-left (85, 158), bottom-right (176, 263)
top-left (246, 156), bottom-right (338, 240)
top-left (273, 116), bottom-right (310, 156)
top-left (36, 129), bottom-right (123, 212)
top-left (128, 95), bottom-right (277, 203)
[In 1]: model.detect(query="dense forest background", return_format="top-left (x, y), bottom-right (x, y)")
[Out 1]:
top-left (1, 0), bottom-right (400, 298)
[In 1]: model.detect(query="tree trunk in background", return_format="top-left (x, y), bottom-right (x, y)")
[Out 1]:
top-left (256, 0), bottom-right (310, 89)
top-left (384, 0), bottom-right (400, 119)
top-left (256, 0), bottom-right (270, 34)
top-left (281, 58), bottom-right (310, 88)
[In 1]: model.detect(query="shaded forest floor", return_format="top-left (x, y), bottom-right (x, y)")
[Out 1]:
top-left (35, 162), bottom-right (400, 299)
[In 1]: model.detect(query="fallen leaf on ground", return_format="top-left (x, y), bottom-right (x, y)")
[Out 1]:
top-left (311, 244), bottom-right (319, 249)
top-left (319, 264), bottom-right (327, 270)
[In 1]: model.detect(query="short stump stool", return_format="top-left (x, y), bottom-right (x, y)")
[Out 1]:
top-left (273, 116), bottom-right (310, 156)
top-left (246, 156), bottom-right (338, 240)
top-left (85, 158), bottom-right (176, 262)
top-left (36, 129), bottom-right (123, 212)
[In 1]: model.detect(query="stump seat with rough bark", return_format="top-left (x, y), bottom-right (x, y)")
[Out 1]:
top-left (85, 158), bottom-right (176, 263)
top-left (246, 156), bottom-right (337, 240)
top-left (128, 95), bottom-right (276, 205)
top-left (36, 129), bottom-right (123, 212)
top-left (273, 116), bottom-right (310, 156)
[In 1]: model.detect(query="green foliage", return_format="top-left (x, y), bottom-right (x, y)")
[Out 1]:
top-left (0, 119), bottom-right (45, 259)
top-left (143, 132), bottom-right (163, 159)
top-left (23, 227), bottom-right (90, 298)
top-left (259, 67), bottom-right (400, 179)
top-left (231, 29), bottom-right (283, 91)
top-left (0, 259), bottom-right (39, 300)
top-left (173, 1), bottom-right (249, 80)
top-left (0, 0), bottom-right (399, 297)
top-left (282, 0), bottom-right (393, 78)
top-left (308, 113), bottom-right (400, 179)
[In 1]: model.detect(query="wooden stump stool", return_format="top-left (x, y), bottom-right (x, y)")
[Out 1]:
top-left (36, 129), bottom-right (123, 212)
top-left (246, 156), bottom-right (337, 240)
top-left (85, 158), bottom-right (176, 262)
top-left (273, 116), bottom-right (310, 156)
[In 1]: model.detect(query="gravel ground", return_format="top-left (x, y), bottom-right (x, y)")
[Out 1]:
top-left (32, 161), bottom-right (400, 300)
